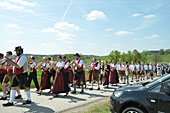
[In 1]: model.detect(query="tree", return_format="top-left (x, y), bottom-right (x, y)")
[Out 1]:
top-left (140, 53), bottom-right (147, 63)
top-left (132, 49), bottom-right (141, 63)
top-left (152, 53), bottom-right (163, 64)
top-left (126, 51), bottom-right (133, 63)
top-left (159, 49), bottom-right (165, 55)
top-left (109, 50), bottom-right (121, 63)
top-left (64, 54), bottom-right (75, 61)
top-left (165, 49), bottom-right (170, 55)
top-left (142, 50), bottom-right (149, 56)
top-left (120, 52), bottom-right (126, 62)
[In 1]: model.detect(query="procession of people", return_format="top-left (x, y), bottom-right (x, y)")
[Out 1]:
top-left (0, 46), bottom-right (170, 107)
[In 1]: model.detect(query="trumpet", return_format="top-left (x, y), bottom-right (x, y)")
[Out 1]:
top-left (37, 62), bottom-right (43, 70)
top-left (0, 55), bottom-right (16, 64)
top-left (0, 58), bottom-right (7, 65)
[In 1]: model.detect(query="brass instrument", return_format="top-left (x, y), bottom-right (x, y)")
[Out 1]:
top-left (0, 58), bottom-right (7, 65)
top-left (37, 62), bottom-right (43, 71)
top-left (0, 55), bottom-right (15, 65)
top-left (30, 66), bottom-right (34, 72)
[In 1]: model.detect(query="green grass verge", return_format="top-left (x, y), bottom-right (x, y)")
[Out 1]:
top-left (84, 101), bottom-right (111, 113)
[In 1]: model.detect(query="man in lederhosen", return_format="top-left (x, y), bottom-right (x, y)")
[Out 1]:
top-left (89, 58), bottom-right (100, 90)
top-left (3, 46), bottom-right (31, 107)
top-left (0, 53), bottom-right (7, 88)
top-left (27, 56), bottom-right (39, 92)
top-left (0, 51), bottom-right (21, 100)
top-left (71, 53), bottom-right (84, 94)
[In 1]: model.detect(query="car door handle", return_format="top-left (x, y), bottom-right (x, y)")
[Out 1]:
top-left (151, 99), bottom-right (156, 103)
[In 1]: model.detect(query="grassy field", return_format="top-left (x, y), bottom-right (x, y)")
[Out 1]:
top-left (84, 101), bottom-right (110, 113)
top-left (146, 54), bottom-right (170, 63)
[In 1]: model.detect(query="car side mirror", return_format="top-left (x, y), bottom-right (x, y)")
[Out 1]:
top-left (163, 83), bottom-right (170, 96)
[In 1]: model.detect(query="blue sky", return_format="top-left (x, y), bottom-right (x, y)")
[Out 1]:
top-left (0, 0), bottom-right (169, 55)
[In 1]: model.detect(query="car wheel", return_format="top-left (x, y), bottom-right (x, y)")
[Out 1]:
top-left (122, 106), bottom-right (145, 113)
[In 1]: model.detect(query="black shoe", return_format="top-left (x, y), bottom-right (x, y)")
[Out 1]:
top-left (97, 87), bottom-right (100, 90)
top-left (71, 91), bottom-right (76, 94)
top-left (123, 82), bottom-right (126, 84)
top-left (15, 95), bottom-right (22, 99)
top-left (64, 92), bottom-right (69, 96)
top-left (23, 100), bottom-right (31, 105)
top-left (0, 97), bottom-right (7, 100)
top-left (37, 92), bottom-right (42, 95)
top-left (7, 91), bottom-right (10, 95)
top-left (3, 102), bottom-right (14, 107)
top-left (80, 90), bottom-right (84, 94)
top-left (89, 88), bottom-right (93, 90)
top-left (131, 80), bottom-right (133, 82)
top-left (36, 89), bottom-right (39, 92)
top-left (48, 90), bottom-right (51, 93)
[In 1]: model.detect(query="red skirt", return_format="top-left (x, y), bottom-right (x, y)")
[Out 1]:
top-left (69, 70), bottom-right (73, 84)
top-left (102, 71), bottom-right (109, 85)
top-left (40, 71), bottom-right (51, 90)
top-left (87, 70), bottom-right (92, 81)
top-left (76, 71), bottom-right (86, 86)
top-left (52, 70), bottom-right (70, 94)
top-left (109, 69), bottom-right (119, 84)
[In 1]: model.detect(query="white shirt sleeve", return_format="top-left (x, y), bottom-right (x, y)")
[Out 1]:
top-left (46, 63), bottom-right (49, 68)
top-left (94, 63), bottom-right (100, 70)
top-left (17, 55), bottom-right (27, 68)
top-left (61, 61), bottom-right (64, 67)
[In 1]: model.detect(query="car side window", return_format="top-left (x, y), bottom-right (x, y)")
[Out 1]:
top-left (150, 84), bottom-right (162, 93)
top-left (161, 80), bottom-right (170, 93)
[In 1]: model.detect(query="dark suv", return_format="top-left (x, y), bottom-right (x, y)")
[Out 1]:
top-left (110, 74), bottom-right (170, 113)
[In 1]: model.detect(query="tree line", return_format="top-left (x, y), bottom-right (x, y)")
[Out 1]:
top-left (108, 49), bottom-right (170, 64)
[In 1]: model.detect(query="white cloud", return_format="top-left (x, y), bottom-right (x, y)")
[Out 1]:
top-left (132, 13), bottom-right (143, 17)
top-left (9, 0), bottom-right (37, 7)
top-left (42, 22), bottom-right (80, 32)
top-left (115, 31), bottom-right (133, 36)
top-left (145, 34), bottom-right (160, 39)
top-left (159, 40), bottom-right (166, 43)
top-left (105, 28), bottom-right (113, 31)
top-left (86, 10), bottom-right (107, 21)
top-left (113, 43), bottom-right (121, 46)
top-left (13, 31), bottom-right (22, 35)
top-left (42, 22), bottom-right (80, 41)
top-left (133, 38), bottom-right (140, 41)
top-left (57, 32), bottom-right (77, 40)
top-left (143, 14), bottom-right (156, 19)
top-left (6, 24), bottom-right (19, 29)
top-left (0, 1), bottom-right (24, 10)
top-left (41, 28), bottom-right (58, 33)
top-left (54, 22), bottom-right (80, 31)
